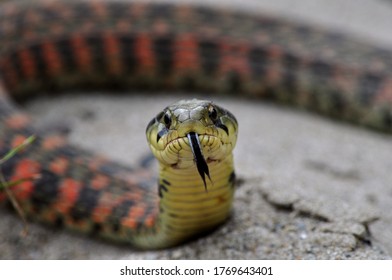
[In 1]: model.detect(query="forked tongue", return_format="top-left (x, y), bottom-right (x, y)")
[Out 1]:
top-left (187, 132), bottom-right (211, 190)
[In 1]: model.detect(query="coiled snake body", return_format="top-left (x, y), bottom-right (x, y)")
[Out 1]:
top-left (0, 1), bottom-right (391, 249)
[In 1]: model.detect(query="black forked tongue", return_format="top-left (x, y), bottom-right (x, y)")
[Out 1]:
top-left (187, 132), bottom-right (211, 191)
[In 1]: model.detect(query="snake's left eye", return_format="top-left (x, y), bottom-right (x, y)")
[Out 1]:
top-left (163, 112), bottom-right (172, 128)
top-left (208, 106), bottom-right (218, 122)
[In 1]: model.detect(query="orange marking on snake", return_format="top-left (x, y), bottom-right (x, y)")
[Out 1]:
top-left (103, 33), bottom-right (122, 74)
top-left (13, 159), bottom-right (40, 178)
top-left (72, 36), bottom-right (92, 72)
top-left (9, 181), bottom-right (35, 201)
top-left (144, 214), bottom-right (155, 228)
top-left (91, 174), bottom-right (110, 190)
top-left (42, 41), bottom-right (62, 75)
top-left (5, 114), bottom-right (30, 130)
top-left (174, 35), bottom-right (199, 72)
top-left (55, 178), bottom-right (82, 214)
top-left (11, 134), bottom-right (29, 149)
top-left (10, 159), bottom-right (41, 200)
top-left (91, 193), bottom-right (119, 223)
top-left (42, 135), bottom-right (66, 150)
top-left (49, 157), bottom-right (69, 176)
top-left (121, 205), bottom-right (146, 229)
top-left (129, 206), bottom-right (145, 219)
top-left (122, 218), bottom-right (137, 229)
top-left (135, 34), bottom-right (155, 71)
top-left (91, 205), bottom-right (112, 223)
top-left (219, 42), bottom-right (251, 76)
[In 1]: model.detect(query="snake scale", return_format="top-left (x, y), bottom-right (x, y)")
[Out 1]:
top-left (0, 0), bottom-right (391, 249)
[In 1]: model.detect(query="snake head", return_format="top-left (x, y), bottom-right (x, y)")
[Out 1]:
top-left (146, 99), bottom-right (238, 187)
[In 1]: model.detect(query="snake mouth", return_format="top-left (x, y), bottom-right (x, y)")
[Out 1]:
top-left (187, 132), bottom-right (211, 190)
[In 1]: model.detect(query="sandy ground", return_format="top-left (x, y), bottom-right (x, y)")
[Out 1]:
top-left (1, 0), bottom-right (392, 259)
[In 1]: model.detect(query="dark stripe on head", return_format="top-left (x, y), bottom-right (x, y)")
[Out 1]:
top-left (215, 119), bottom-right (229, 135)
top-left (157, 127), bottom-right (169, 143)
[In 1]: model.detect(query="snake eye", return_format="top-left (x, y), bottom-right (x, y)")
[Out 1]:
top-left (208, 106), bottom-right (218, 122)
top-left (163, 112), bottom-right (172, 128)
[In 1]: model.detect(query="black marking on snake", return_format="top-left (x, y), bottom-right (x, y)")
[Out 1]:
top-left (54, 214), bottom-right (64, 228)
top-left (119, 35), bottom-right (136, 73)
top-left (10, 52), bottom-right (23, 81)
top-left (199, 40), bottom-right (220, 75)
top-left (86, 36), bottom-right (106, 71)
top-left (358, 73), bottom-right (384, 105)
top-left (162, 179), bottom-right (171, 185)
top-left (158, 183), bottom-right (168, 198)
top-left (109, 199), bottom-right (135, 232)
top-left (312, 59), bottom-right (332, 82)
top-left (227, 71), bottom-right (241, 93)
top-left (30, 44), bottom-right (47, 79)
top-left (154, 36), bottom-right (173, 76)
top-left (148, 3), bottom-right (173, 19)
top-left (384, 110), bottom-right (392, 129)
top-left (229, 171), bottom-right (236, 185)
top-left (71, 2), bottom-right (93, 19)
top-left (283, 52), bottom-right (301, 101)
top-left (31, 170), bottom-right (60, 212)
top-left (215, 119), bottom-right (229, 135)
top-left (157, 127), bottom-right (169, 143)
top-left (90, 222), bottom-right (102, 236)
top-left (70, 187), bottom-right (100, 221)
top-left (55, 39), bottom-right (76, 72)
top-left (187, 132), bottom-right (211, 190)
top-left (249, 47), bottom-right (268, 79)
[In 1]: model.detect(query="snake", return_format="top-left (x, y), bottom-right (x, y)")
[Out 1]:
top-left (0, 0), bottom-right (391, 250)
